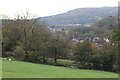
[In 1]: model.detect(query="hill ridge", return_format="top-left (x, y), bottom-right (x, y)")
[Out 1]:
top-left (40, 7), bottom-right (118, 25)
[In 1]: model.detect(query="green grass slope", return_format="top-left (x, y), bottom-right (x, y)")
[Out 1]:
top-left (2, 61), bottom-right (118, 78)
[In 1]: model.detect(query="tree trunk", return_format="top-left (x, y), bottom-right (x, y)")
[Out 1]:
top-left (54, 55), bottom-right (57, 65)
top-left (54, 47), bottom-right (57, 65)
top-left (43, 55), bottom-right (47, 63)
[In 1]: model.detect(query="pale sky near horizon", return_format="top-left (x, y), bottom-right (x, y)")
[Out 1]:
top-left (0, 0), bottom-right (119, 18)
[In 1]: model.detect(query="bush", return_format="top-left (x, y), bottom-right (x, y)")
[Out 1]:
top-left (25, 51), bottom-right (38, 62)
top-left (14, 46), bottom-right (25, 60)
top-left (90, 55), bottom-right (102, 70)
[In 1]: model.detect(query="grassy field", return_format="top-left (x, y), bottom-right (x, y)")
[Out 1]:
top-left (47, 59), bottom-right (75, 66)
top-left (2, 61), bottom-right (118, 78)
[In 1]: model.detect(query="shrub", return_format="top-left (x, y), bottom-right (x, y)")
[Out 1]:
top-left (14, 46), bottom-right (25, 60)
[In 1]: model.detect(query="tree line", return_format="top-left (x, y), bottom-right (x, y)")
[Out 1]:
top-left (2, 14), bottom-right (119, 73)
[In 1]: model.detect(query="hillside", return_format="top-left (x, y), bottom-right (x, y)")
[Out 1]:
top-left (2, 61), bottom-right (118, 78)
top-left (40, 7), bottom-right (118, 25)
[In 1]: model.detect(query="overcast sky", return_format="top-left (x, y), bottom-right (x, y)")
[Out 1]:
top-left (0, 0), bottom-right (119, 18)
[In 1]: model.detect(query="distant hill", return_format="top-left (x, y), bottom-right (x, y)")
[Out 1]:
top-left (40, 7), bottom-right (118, 25)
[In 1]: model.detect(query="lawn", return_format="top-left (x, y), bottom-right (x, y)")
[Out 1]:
top-left (2, 61), bottom-right (118, 78)
top-left (47, 59), bottom-right (75, 66)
